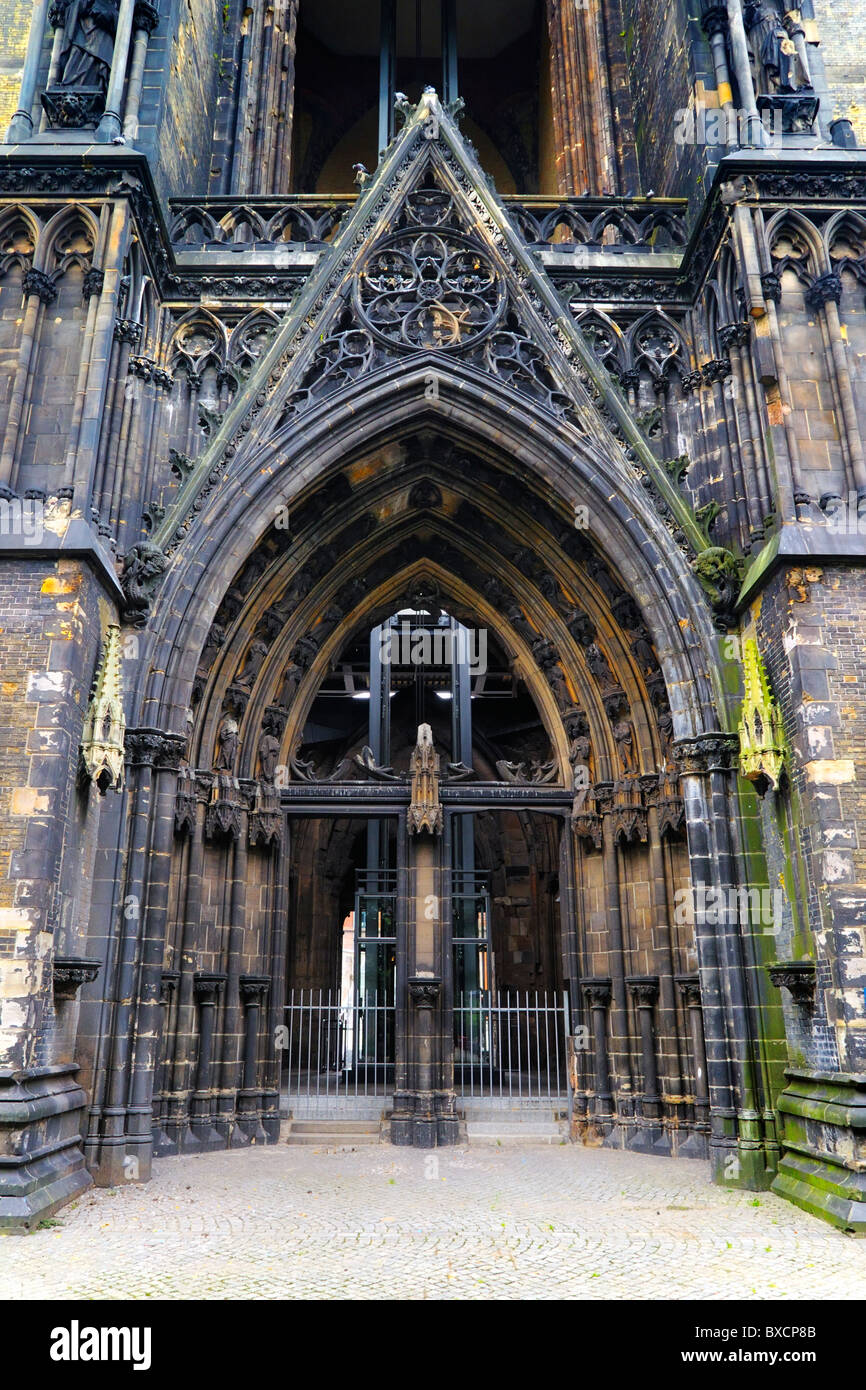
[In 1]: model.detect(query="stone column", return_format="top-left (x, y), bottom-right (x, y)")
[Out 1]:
top-left (391, 729), bottom-right (457, 1147)
top-left (237, 975), bottom-right (269, 1143)
top-left (580, 978), bottom-right (612, 1139)
top-left (95, 0), bottom-right (138, 141)
top-left (122, 0), bottom-right (159, 142)
top-left (166, 790), bottom-right (208, 1152)
top-left (626, 976), bottom-right (667, 1152)
top-left (152, 969), bottom-right (179, 1156)
top-left (674, 732), bottom-right (770, 1188)
top-left (545, 0), bottom-right (616, 193)
top-left (676, 973), bottom-right (710, 1157)
top-left (5, 0), bottom-right (50, 142)
top-left (190, 973), bottom-right (226, 1148)
top-left (0, 270), bottom-right (56, 492)
top-left (701, 4), bottom-right (738, 146)
top-left (596, 784), bottom-right (633, 1144)
top-left (726, 0), bottom-right (767, 145)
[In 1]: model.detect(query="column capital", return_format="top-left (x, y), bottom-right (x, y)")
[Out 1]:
top-left (581, 977), bottom-right (612, 1006)
top-left (673, 732), bottom-right (740, 775)
top-left (193, 972), bottom-right (227, 1004)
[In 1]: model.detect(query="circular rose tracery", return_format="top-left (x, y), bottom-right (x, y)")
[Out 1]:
top-left (355, 228), bottom-right (505, 352)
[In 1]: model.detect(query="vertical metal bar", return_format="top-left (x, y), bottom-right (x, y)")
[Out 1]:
top-left (315, 988), bottom-right (321, 1099)
top-left (378, 0), bottom-right (396, 158)
top-left (515, 991), bottom-right (522, 1100)
top-left (441, 0), bottom-right (458, 107)
top-left (506, 989), bottom-right (513, 1102)
top-left (372, 987), bottom-right (378, 1099)
top-left (563, 989), bottom-right (573, 1116)
top-left (287, 988), bottom-right (295, 1108)
top-left (527, 991), bottom-right (534, 1101)
top-left (297, 989), bottom-right (303, 1105)
top-left (547, 992), bottom-right (553, 1097)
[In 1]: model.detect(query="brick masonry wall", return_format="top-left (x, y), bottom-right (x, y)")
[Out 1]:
top-left (0, 0), bottom-right (30, 134)
top-left (137, 0), bottom-right (223, 201)
top-left (0, 554), bottom-right (106, 1071)
top-left (618, 0), bottom-right (712, 207)
top-left (813, 0), bottom-right (866, 144)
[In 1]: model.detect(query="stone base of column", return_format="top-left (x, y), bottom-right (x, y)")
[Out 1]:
top-left (390, 1089), bottom-right (460, 1147)
top-left (0, 1065), bottom-right (92, 1230)
top-left (261, 1089), bottom-right (281, 1142)
top-left (772, 1068), bottom-right (866, 1233)
top-left (676, 1127), bottom-right (710, 1160)
top-left (88, 1135), bottom-right (154, 1187)
top-left (709, 1136), bottom-right (773, 1191)
top-left (236, 1088), bottom-right (269, 1144)
top-left (189, 1093), bottom-right (224, 1150)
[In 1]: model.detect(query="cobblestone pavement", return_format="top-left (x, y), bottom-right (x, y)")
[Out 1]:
top-left (2, 1143), bottom-right (865, 1300)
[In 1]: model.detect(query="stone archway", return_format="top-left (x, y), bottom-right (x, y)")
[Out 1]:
top-left (78, 390), bottom-right (782, 1186)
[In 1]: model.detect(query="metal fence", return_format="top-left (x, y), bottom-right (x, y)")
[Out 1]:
top-left (281, 989), bottom-right (395, 1103)
top-left (281, 987), bottom-right (571, 1107)
top-left (454, 990), bottom-right (571, 1101)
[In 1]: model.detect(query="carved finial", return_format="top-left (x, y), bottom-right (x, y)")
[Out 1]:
top-left (408, 723), bottom-right (443, 835)
top-left (80, 624), bottom-right (126, 793)
top-left (353, 163), bottom-right (370, 188)
top-left (738, 638), bottom-right (786, 792)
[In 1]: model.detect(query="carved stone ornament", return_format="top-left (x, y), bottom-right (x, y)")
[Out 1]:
top-left (407, 723), bottom-right (444, 836)
top-left (205, 778), bottom-right (243, 841)
top-left (194, 972), bottom-right (227, 1004)
top-left (581, 977), bottom-right (612, 1006)
top-left (768, 959), bottom-right (816, 1006)
top-left (738, 638), bottom-right (786, 792)
top-left (690, 547), bottom-right (743, 629)
top-left (119, 542), bottom-right (168, 628)
top-left (53, 956), bottom-right (101, 1002)
top-left (610, 777), bottom-right (648, 846)
top-left (408, 975), bottom-right (441, 1008)
top-left (355, 227), bottom-right (506, 352)
top-left (673, 731), bottom-right (740, 775)
top-left (80, 623), bottom-right (126, 793)
top-left (174, 768), bottom-right (197, 836)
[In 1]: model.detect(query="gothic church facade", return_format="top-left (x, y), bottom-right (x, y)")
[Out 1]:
top-left (0, 0), bottom-right (865, 1234)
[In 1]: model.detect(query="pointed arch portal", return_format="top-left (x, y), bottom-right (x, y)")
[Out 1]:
top-left (79, 93), bottom-right (777, 1183)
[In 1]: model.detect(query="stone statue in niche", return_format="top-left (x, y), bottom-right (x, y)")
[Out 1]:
top-left (583, 641), bottom-right (617, 693)
top-left (57, 0), bottom-right (119, 94)
top-left (612, 717), bottom-right (638, 775)
top-left (214, 714), bottom-right (239, 774)
top-left (630, 626), bottom-right (659, 677)
top-left (235, 638), bottom-right (269, 690)
top-left (276, 661), bottom-right (302, 710)
top-left (257, 728), bottom-right (281, 784)
top-left (745, 2), bottom-right (812, 92)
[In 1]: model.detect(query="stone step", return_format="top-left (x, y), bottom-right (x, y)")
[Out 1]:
top-left (290, 1119), bottom-right (380, 1134)
top-left (285, 1132), bottom-right (382, 1146)
top-left (467, 1130), bottom-right (569, 1146)
top-left (466, 1120), bottom-right (563, 1135)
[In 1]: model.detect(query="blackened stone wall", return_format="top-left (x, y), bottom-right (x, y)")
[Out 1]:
top-left (137, 0), bottom-right (223, 201)
top-left (756, 563), bottom-right (866, 1074)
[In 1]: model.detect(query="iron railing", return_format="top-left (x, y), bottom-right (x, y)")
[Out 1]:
top-left (454, 989), bottom-right (571, 1101)
top-left (282, 988), bottom-right (395, 1103)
